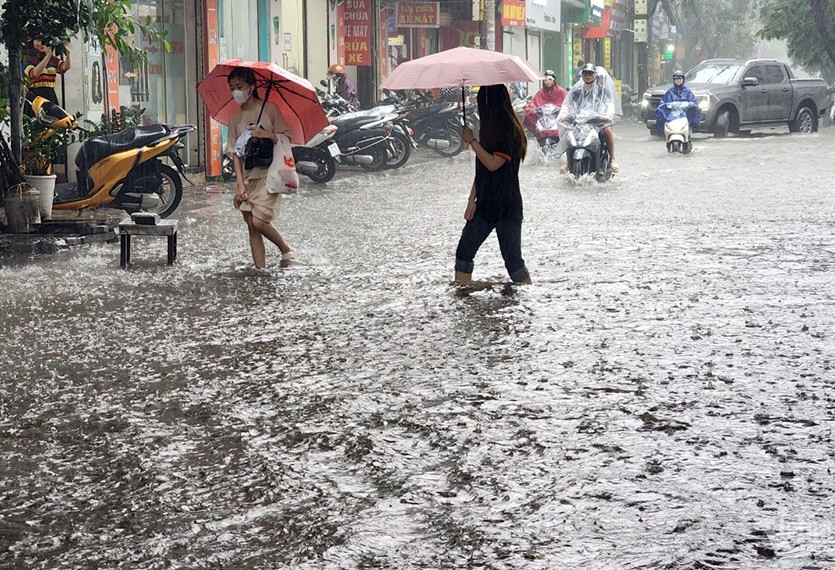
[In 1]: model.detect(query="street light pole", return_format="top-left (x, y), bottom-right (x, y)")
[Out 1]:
top-left (483, 0), bottom-right (496, 50)
top-left (634, 0), bottom-right (648, 94)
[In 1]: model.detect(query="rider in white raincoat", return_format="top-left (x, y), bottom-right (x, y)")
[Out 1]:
top-left (556, 63), bottom-right (623, 172)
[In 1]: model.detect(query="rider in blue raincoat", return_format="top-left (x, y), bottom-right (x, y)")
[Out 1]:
top-left (655, 70), bottom-right (700, 135)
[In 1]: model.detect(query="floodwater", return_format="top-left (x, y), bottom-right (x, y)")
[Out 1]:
top-left (1, 122), bottom-right (834, 569)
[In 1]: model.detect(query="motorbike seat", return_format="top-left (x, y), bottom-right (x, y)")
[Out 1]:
top-left (79, 124), bottom-right (171, 167)
top-left (330, 114), bottom-right (387, 131)
top-left (75, 124), bottom-right (172, 188)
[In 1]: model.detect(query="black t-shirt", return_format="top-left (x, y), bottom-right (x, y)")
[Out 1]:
top-left (474, 133), bottom-right (523, 223)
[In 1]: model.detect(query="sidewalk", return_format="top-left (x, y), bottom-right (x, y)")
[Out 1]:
top-left (0, 212), bottom-right (122, 262)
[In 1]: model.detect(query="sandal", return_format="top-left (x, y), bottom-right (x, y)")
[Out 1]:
top-left (559, 163), bottom-right (569, 175)
top-left (610, 161), bottom-right (620, 173)
top-left (280, 250), bottom-right (297, 268)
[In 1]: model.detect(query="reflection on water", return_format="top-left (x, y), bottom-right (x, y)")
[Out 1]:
top-left (1, 128), bottom-right (834, 568)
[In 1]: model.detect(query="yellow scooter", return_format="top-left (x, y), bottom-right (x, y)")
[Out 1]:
top-left (27, 96), bottom-right (195, 218)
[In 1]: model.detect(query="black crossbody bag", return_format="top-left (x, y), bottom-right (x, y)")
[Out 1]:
top-left (244, 98), bottom-right (274, 170)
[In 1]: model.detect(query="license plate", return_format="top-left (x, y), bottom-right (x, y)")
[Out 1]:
top-left (327, 142), bottom-right (340, 157)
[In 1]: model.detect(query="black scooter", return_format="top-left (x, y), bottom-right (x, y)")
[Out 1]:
top-left (563, 110), bottom-right (613, 182)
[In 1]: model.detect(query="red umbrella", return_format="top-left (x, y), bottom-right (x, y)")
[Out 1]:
top-left (197, 60), bottom-right (328, 145)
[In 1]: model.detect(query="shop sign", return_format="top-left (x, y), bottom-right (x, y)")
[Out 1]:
top-left (501, 0), bottom-right (526, 28)
top-left (526, 0), bottom-right (560, 32)
top-left (395, 2), bottom-right (440, 28)
top-left (340, 0), bottom-right (372, 65)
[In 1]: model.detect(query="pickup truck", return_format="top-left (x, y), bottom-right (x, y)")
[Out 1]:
top-left (640, 58), bottom-right (831, 137)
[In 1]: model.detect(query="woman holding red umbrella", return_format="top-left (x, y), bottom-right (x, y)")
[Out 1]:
top-left (226, 66), bottom-right (297, 269)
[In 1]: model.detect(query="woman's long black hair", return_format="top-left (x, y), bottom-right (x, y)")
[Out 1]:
top-left (476, 84), bottom-right (527, 161)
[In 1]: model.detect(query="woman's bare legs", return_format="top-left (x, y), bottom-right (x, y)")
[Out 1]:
top-left (242, 211), bottom-right (293, 268)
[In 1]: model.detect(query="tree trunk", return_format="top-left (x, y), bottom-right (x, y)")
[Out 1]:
top-left (810, 0), bottom-right (835, 68)
top-left (6, 1), bottom-right (24, 164)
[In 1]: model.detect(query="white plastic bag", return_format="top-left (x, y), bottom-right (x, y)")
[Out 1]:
top-left (234, 128), bottom-right (252, 157)
top-left (265, 134), bottom-right (299, 194)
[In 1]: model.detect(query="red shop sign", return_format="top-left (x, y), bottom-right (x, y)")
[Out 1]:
top-left (395, 2), bottom-right (440, 28)
top-left (501, 0), bottom-right (526, 28)
top-left (341, 0), bottom-right (372, 66)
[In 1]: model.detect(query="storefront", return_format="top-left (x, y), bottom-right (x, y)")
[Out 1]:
top-left (203, 0), bottom-right (277, 176)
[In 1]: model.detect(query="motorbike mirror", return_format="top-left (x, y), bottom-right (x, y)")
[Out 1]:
top-left (320, 79), bottom-right (329, 87)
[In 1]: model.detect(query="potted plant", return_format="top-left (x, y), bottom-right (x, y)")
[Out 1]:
top-left (20, 114), bottom-right (75, 220)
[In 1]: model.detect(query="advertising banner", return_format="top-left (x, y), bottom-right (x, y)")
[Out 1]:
top-left (526, 0), bottom-right (560, 32)
top-left (501, 0), bottom-right (526, 28)
top-left (340, 0), bottom-right (372, 65)
top-left (395, 2), bottom-right (440, 28)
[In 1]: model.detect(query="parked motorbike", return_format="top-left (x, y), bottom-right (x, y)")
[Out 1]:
top-left (657, 101), bottom-right (694, 154)
top-left (562, 109), bottom-right (613, 182)
top-left (29, 95), bottom-right (194, 218)
top-left (513, 94), bottom-right (533, 128)
top-left (339, 94), bottom-right (417, 169)
top-left (524, 103), bottom-right (561, 158)
top-left (383, 90), bottom-right (473, 157)
top-left (222, 123), bottom-right (340, 184)
top-left (329, 112), bottom-right (395, 171)
top-left (620, 83), bottom-right (641, 120)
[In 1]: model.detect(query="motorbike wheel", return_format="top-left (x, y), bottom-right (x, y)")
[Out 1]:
top-left (359, 144), bottom-right (388, 172)
top-left (570, 157), bottom-right (590, 179)
top-left (432, 127), bottom-right (464, 157)
top-left (221, 154), bottom-right (236, 182)
top-left (145, 163), bottom-right (183, 218)
top-left (671, 141), bottom-right (681, 153)
top-left (305, 148), bottom-right (338, 184)
top-left (386, 132), bottom-right (412, 169)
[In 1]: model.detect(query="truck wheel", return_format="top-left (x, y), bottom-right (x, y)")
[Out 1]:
top-left (714, 110), bottom-right (730, 138)
top-left (790, 106), bottom-right (815, 133)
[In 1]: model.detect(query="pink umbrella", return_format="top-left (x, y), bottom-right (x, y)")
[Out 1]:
top-left (381, 46), bottom-right (543, 90)
top-left (381, 47), bottom-right (544, 118)
top-left (197, 60), bottom-right (328, 145)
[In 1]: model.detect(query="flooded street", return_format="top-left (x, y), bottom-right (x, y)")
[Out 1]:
top-left (2, 121), bottom-right (834, 568)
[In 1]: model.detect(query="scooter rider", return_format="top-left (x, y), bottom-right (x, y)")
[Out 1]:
top-left (655, 70), bottom-right (700, 136)
top-left (524, 69), bottom-right (567, 133)
top-left (327, 64), bottom-right (359, 109)
top-left (557, 63), bottom-right (621, 173)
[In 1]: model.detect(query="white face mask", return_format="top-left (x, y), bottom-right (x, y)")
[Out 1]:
top-left (232, 88), bottom-right (251, 105)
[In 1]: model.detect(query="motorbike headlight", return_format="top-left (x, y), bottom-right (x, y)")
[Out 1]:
top-left (641, 94), bottom-right (650, 109)
top-left (698, 95), bottom-right (711, 111)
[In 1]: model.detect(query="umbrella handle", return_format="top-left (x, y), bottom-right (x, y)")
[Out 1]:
top-left (255, 83), bottom-right (273, 125)
top-left (461, 87), bottom-right (466, 124)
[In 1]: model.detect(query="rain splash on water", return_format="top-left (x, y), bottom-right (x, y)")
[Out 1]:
top-left (1, 123), bottom-right (834, 568)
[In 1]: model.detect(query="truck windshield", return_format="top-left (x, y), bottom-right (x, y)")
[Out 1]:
top-left (686, 63), bottom-right (743, 85)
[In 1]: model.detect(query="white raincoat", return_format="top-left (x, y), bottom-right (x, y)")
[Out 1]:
top-left (555, 66), bottom-right (622, 157)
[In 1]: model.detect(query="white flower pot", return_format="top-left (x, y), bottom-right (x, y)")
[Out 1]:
top-left (3, 184), bottom-right (41, 233)
top-left (24, 174), bottom-right (57, 220)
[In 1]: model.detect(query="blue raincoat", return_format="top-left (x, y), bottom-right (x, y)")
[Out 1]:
top-left (655, 84), bottom-right (700, 135)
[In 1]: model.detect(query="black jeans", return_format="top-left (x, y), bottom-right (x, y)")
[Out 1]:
top-left (455, 217), bottom-right (529, 282)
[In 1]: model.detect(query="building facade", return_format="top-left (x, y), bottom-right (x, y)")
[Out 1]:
top-left (50, 0), bottom-right (647, 179)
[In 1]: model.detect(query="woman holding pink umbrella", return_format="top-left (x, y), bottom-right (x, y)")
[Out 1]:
top-left (456, 84), bottom-right (531, 285)
top-left (226, 66), bottom-right (297, 269)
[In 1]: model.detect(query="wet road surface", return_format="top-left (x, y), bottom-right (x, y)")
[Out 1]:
top-left (1, 121), bottom-right (834, 568)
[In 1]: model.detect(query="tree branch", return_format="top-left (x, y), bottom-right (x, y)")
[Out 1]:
top-left (810, 0), bottom-right (835, 67)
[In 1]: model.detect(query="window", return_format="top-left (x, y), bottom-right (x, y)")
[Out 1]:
top-left (763, 65), bottom-right (785, 85)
